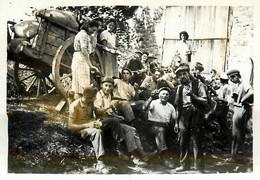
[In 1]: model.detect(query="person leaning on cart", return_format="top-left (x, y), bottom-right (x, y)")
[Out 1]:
top-left (71, 20), bottom-right (100, 100)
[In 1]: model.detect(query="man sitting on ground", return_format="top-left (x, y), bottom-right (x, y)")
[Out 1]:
top-left (95, 77), bottom-right (157, 165)
top-left (68, 85), bottom-right (123, 173)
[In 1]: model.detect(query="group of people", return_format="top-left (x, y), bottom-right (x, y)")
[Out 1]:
top-left (67, 18), bottom-right (254, 173)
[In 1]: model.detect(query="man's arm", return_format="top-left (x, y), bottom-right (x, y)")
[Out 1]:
top-left (187, 82), bottom-right (208, 106)
top-left (142, 97), bottom-right (153, 111)
top-left (241, 88), bottom-right (254, 105)
top-left (68, 105), bottom-right (95, 131)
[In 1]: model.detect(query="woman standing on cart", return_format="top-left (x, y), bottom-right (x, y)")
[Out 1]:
top-left (71, 20), bottom-right (100, 100)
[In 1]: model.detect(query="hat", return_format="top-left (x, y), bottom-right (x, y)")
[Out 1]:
top-left (194, 62), bottom-right (204, 72)
top-left (101, 77), bottom-right (114, 84)
top-left (121, 67), bottom-right (132, 76)
top-left (142, 51), bottom-right (149, 56)
top-left (158, 87), bottom-right (171, 94)
top-left (135, 51), bottom-right (143, 56)
top-left (227, 69), bottom-right (240, 76)
top-left (175, 63), bottom-right (190, 74)
top-left (82, 85), bottom-right (97, 96)
top-left (220, 73), bottom-right (228, 80)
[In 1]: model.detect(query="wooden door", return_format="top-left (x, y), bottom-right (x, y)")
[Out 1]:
top-left (162, 6), bottom-right (230, 73)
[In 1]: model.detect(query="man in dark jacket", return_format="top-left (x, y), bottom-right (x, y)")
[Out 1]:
top-left (174, 63), bottom-right (208, 172)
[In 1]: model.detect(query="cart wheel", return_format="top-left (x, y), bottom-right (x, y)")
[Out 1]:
top-left (52, 36), bottom-right (74, 99)
top-left (14, 61), bottom-right (55, 96)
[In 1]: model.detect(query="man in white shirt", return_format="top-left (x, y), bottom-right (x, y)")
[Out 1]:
top-left (142, 87), bottom-right (176, 165)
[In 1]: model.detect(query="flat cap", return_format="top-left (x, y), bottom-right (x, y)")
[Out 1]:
top-left (194, 62), bottom-right (204, 72)
top-left (121, 67), bottom-right (132, 75)
top-left (175, 63), bottom-right (190, 74)
top-left (101, 77), bottom-right (114, 84)
top-left (220, 73), bottom-right (228, 80)
top-left (158, 86), bottom-right (171, 94)
top-left (227, 69), bottom-right (240, 76)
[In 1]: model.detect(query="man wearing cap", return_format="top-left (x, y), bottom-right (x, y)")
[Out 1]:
top-left (142, 87), bottom-right (176, 166)
top-left (227, 69), bottom-right (253, 160)
top-left (68, 85), bottom-right (122, 173)
top-left (174, 63), bottom-right (208, 172)
top-left (191, 62), bottom-right (207, 84)
top-left (95, 77), bottom-right (157, 165)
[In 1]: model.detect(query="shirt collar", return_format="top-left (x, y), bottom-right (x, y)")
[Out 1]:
top-left (80, 98), bottom-right (91, 108)
top-left (100, 90), bottom-right (112, 98)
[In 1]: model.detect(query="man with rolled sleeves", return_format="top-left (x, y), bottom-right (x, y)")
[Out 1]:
top-left (174, 63), bottom-right (208, 172)
top-left (227, 69), bottom-right (253, 160)
top-left (68, 85), bottom-right (122, 173)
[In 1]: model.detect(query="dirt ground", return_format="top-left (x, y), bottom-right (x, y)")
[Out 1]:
top-left (7, 93), bottom-right (253, 174)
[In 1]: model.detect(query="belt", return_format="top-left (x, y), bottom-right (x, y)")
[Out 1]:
top-left (182, 104), bottom-right (192, 108)
top-left (147, 120), bottom-right (169, 126)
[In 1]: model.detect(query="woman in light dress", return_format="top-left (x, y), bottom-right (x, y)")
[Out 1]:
top-left (100, 19), bottom-right (119, 78)
top-left (71, 21), bottom-right (100, 100)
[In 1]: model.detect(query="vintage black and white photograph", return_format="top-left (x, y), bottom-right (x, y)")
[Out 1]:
top-left (3, 0), bottom-right (257, 176)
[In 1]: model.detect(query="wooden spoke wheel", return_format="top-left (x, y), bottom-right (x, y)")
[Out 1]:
top-left (52, 37), bottom-right (74, 99)
top-left (52, 36), bottom-right (103, 100)
top-left (13, 61), bottom-right (55, 96)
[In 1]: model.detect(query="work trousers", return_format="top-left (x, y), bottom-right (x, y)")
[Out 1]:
top-left (120, 123), bottom-right (144, 153)
top-left (178, 106), bottom-right (204, 169)
top-left (148, 121), bottom-right (169, 153)
top-left (231, 105), bottom-right (252, 156)
top-left (80, 127), bottom-right (105, 159)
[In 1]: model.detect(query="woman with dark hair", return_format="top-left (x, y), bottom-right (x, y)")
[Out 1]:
top-left (100, 18), bottom-right (119, 78)
top-left (174, 31), bottom-right (192, 63)
top-left (71, 20), bottom-right (100, 100)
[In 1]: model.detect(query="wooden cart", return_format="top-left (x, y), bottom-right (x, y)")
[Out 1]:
top-left (7, 9), bottom-right (101, 99)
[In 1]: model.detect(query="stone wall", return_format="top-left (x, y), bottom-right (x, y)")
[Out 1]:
top-left (226, 6), bottom-right (254, 83)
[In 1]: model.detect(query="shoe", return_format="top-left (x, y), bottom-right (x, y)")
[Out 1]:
top-left (164, 159), bottom-right (174, 168)
top-left (191, 166), bottom-right (204, 173)
top-left (141, 150), bottom-right (158, 162)
top-left (95, 160), bottom-right (110, 174)
top-left (132, 156), bottom-right (147, 167)
top-left (175, 166), bottom-right (189, 172)
top-left (117, 149), bottom-right (129, 160)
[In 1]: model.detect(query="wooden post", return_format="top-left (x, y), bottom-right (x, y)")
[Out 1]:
top-left (224, 6), bottom-right (233, 72)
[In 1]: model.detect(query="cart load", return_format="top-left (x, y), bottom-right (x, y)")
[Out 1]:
top-left (7, 8), bottom-right (80, 97)
top-left (35, 9), bottom-right (79, 32)
top-left (11, 20), bottom-right (39, 38)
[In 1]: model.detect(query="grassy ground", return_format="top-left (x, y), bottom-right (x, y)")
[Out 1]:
top-left (7, 93), bottom-right (253, 174)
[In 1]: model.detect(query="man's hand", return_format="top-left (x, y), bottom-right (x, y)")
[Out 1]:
top-left (185, 89), bottom-right (194, 97)
top-left (105, 108), bottom-right (114, 115)
top-left (174, 124), bottom-right (179, 133)
top-left (110, 100), bottom-right (119, 109)
top-left (93, 121), bottom-right (102, 129)
top-left (151, 91), bottom-right (158, 100)
top-left (91, 66), bottom-right (101, 74)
